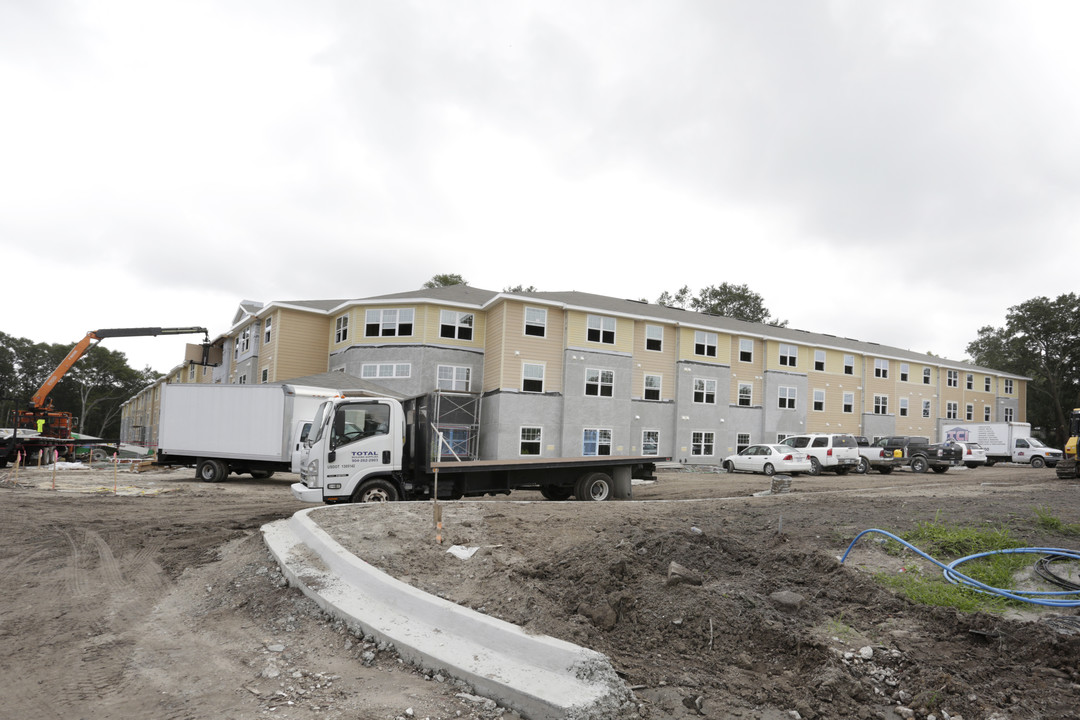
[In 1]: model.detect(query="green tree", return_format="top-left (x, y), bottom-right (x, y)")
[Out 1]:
top-left (423, 273), bottom-right (468, 288)
top-left (966, 293), bottom-right (1080, 446)
top-left (656, 283), bottom-right (787, 326)
top-left (504, 284), bottom-right (538, 293)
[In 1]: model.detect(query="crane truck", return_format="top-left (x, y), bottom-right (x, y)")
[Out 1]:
top-left (1057, 408), bottom-right (1080, 480)
top-left (2, 326), bottom-right (210, 467)
top-left (291, 390), bottom-right (666, 503)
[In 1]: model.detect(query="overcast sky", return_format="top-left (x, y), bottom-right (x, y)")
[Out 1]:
top-left (3, 1), bottom-right (1078, 374)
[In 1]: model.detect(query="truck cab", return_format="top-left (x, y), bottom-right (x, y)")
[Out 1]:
top-left (297, 397), bottom-right (405, 503)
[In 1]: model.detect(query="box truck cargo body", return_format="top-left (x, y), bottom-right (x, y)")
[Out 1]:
top-left (940, 422), bottom-right (1062, 468)
top-left (157, 384), bottom-right (344, 481)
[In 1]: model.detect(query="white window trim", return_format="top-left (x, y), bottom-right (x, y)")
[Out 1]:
top-left (519, 426), bottom-right (542, 456)
top-left (641, 430), bottom-right (660, 456)
top-left (643, 374), bottom-right (662, 401)
top-left (694, 330), bottom-right (718, 358)
top-left (361, 363), bottom-right (412, 379)
top-left (335, 315), bottom-right (349, 343)
top-left (645, 324), bottom-right (663, 352)
top-left (439, 310), bottom-right (474, 341)
top-left (524, 307), bottom-right (547, 338)
top-left (779, 343), bottom-right (797, 367)
top-left (586, 315), bottom-right (616, 344)
top-left (813, 388), bottom-right (825, 412)
top-left (739, 338), bottom-right (754, 363)
top-left (437, 364), bottom-right (471, 391)
top-left (690, 430), bottom-right (715, 457)
top-left (522, 362), bottom-right (545, 393)
top-left (693, 377), bottom-right (717, 405)
top-left (843, 392), bottom-right (854, 414)
top-left (778, 386), bottom-right (797, 410)
top-left (584, 368), bottom-right (615, 398)
top-left (737, 382), bottom-right (753, 407)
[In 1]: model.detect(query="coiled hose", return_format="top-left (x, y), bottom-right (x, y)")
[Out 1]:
top-left (840, 528), bottom-right (1080, 608)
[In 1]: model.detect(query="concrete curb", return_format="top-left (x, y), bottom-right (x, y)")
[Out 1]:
top-left (261, 506), bottom-right (632, 720)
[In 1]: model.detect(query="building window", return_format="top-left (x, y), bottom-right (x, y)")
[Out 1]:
top-left (874, 358), bottom-right (889, 379)
top-left (694, 331), bottom-right (717, 357)
top-left (188, 365), bottom-right (195, 380)
top-left (946, 401), bottom-right (958, 419)
top-left (239, 326), bottom-right (251, 354)
top-left (520, 427), bottom-right (542, 455)
top-left (334, 315), bottom-right (349, 343)
top-left (691, 431), bottom-right (715, 457)
top-left (437, 365), bottom-right (471, 391)
top-left (739, 338), bottom-right (753, 363)
top-left (898, 363), bottom-right (908, 382)
top-left (693, 378), bottom-right (716, 404)
top-left (923, 368), bottom-right (932, 385)
top-left (844, 355), bottom-right (854, 375)
top-left (522, 363), bottom-right (545, 393)
top-left (984, 406), bottom-right (991, 421)
top-left (814, 350), bottom-right (825, 372)
top-left (947, 370), bottom-right (958, 388)
top-left (642, 430), bottom-right (659, 456)
top-left (644, 374), bottom-right (661, 401)
top-left (776, 433), bottom-right (790, 443)
top-left (1004, 379), bottom-right (1014, 394)
top-left (736, 433), bottom-right (751, 454)
top-left (779, 343), bottom-right (797, 367)
top-left (525, 307), bottom-right (547, 337)
top-left (261, 368), bottom-right (269, 384)
top-left (361, 363), bottom-right (411, 379)
top-left (263, 317), bottom-right (272, 345)
top-left (923, 399), bottom-right (931, 418)
top-left (365, 308), bottom-right (414, 337)
top-left (645, 325), bottom-right (663, 352)
top-left (587, 315), bottom-right (616, 344)
top-left (813, 389), bottom-right (825, 412)
top-left (737, 382), bottom-right (752, 407)
top-left (585, 368), bottom-right (614, 397)
top-left (237, 374), bottom-right (247, 385)
top-left (965, 403), bottom-right (974, 421)
top-left (873, 394), bottom-right (888, 415)
top-left (778, 386), bottom-right (797, 410)
top-left (1005, 407), bottom-right (1014, 422)
top-left (583, 428), bottom-right (612, 456)
top-left (984, 376), bottom-right (992, 392)
top-left (899, 397), bottom-right (909, 416)
top-left (965, 373), bottom-right (973, 390)
top-left (440, 310), bottom-right (474, 341)
top-left (843, 392), bottom-right (854, 413)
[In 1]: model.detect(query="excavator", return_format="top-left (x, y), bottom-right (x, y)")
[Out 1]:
top-left (4, 327), bottom-right (211, 464)
top-left (1056, 407), bottom-right (1080, 480)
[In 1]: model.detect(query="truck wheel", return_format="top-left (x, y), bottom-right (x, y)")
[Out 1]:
top-left (91, 448), bottom-right (109, 463)
top-left (910, 457), bottom-right (929, 474)
top-left (1030, 456), bottom-right (1046, 469)
top-left (985, 459), bottom-right (996, 467)
top-left (855, 457), bottom-right (869, 474)
top-left (574, 472), bottom-right (612, 501)
top-left (353, 479), bottom-right (399, 503)
top-left (250, 470), bottom-right (275, 479)
top-left (197, 459), bottom-right (228, 483)
top-left (932, 466), bottom-right (949, 474)
top-left (540, 486), bottom-right (573, 500)
top-left (808, 457), bottom-right (822, 476)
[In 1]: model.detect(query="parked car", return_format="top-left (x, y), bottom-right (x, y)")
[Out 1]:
top-left (880, 436), bottom-right (964, 474)
top-left (780, 433), bottom-right (860, 475)
top-left (956, 441), bottom-right (988, 468)
top-left (723, 444), bottom-right (812, 476)
top-left (853, 436), bottom-right (899, 474)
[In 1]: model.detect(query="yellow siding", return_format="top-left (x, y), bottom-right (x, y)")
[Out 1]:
top-left (416, 305), bottom-right (486, 348)
top-left (502, 302), bottom-right (564, 392)
top-left (329, 308), bottom-right (355, 350)
top-left (482, 303), bottom-right (506, 392)
top-left (805, 385), bottom-right (860, 434)
top-left (764, 339), bottom-right (805, 373)
top-left (566, 310), bottom-right (633, 355)
top-left (729, 336), bottom-right (763, 407)
top-left (274, 309), bottom-right (331, 380)
top-left (634, 321), bottom-right (676, 399)
top-left (675, 327), bottom-right (728, 364)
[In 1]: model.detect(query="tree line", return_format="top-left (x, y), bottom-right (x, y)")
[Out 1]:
top-left (0, 331), bottom-right (160, 439)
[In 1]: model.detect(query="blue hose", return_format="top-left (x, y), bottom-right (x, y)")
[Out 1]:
top-left (840, 528), bottom-right (1080, 608)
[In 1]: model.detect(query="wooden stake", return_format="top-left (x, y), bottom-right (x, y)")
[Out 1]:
top-left (433, 468), bottom-right (443, 544)
top-left (113, 453), bottom-right (118, 495)
top-left (51, 450), bottom-right (58, 490)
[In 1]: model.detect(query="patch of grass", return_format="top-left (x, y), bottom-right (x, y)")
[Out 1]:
top-left (1032, 505), bottom-right (1080, 536)
top-left (872, 518), bottom-right (1034, 613)
top-left (822, 615), bottom-right (859, 641)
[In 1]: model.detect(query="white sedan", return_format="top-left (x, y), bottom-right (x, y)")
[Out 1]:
top-left (723, 444), bottom-right (813, 476)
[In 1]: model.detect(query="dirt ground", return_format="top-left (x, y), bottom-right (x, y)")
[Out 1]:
top-left (2, 462), bottom-right (1080, 720)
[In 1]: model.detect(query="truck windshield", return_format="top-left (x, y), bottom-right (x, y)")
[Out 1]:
top-left (309, 401), bottom-right (330, 444)
top-left (1027, 437), bottom-right (1047, 448)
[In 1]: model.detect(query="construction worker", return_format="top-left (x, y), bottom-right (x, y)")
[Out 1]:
top-left (36, 417), bottom-right (45, 434)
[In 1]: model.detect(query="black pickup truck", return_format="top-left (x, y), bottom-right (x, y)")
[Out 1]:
top-left (880, 436), bottom-right (964, 473)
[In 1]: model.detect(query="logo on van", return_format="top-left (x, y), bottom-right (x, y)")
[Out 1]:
top-left (351, 450), bottom-right (380, 463)
top-left (944, 427), bottom-right (970, 442)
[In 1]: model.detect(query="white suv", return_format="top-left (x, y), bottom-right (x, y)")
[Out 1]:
top-left (781, 433), bottom-right (860, 475)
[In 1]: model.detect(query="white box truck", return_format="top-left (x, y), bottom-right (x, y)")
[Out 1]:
top-left (157, 383), bottom-right (345, 482)
top-left (940, 422), bottom-right (1063, 469)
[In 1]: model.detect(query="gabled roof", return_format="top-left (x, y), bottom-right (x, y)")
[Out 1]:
top-left (272, 371), bottom-right (407, 399)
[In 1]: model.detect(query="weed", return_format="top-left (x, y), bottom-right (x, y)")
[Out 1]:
top-left (1032, 505), bottom-right (1080, 536)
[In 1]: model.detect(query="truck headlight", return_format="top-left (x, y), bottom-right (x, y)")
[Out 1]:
top-left (302, 459), bottom-right (319, 481)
